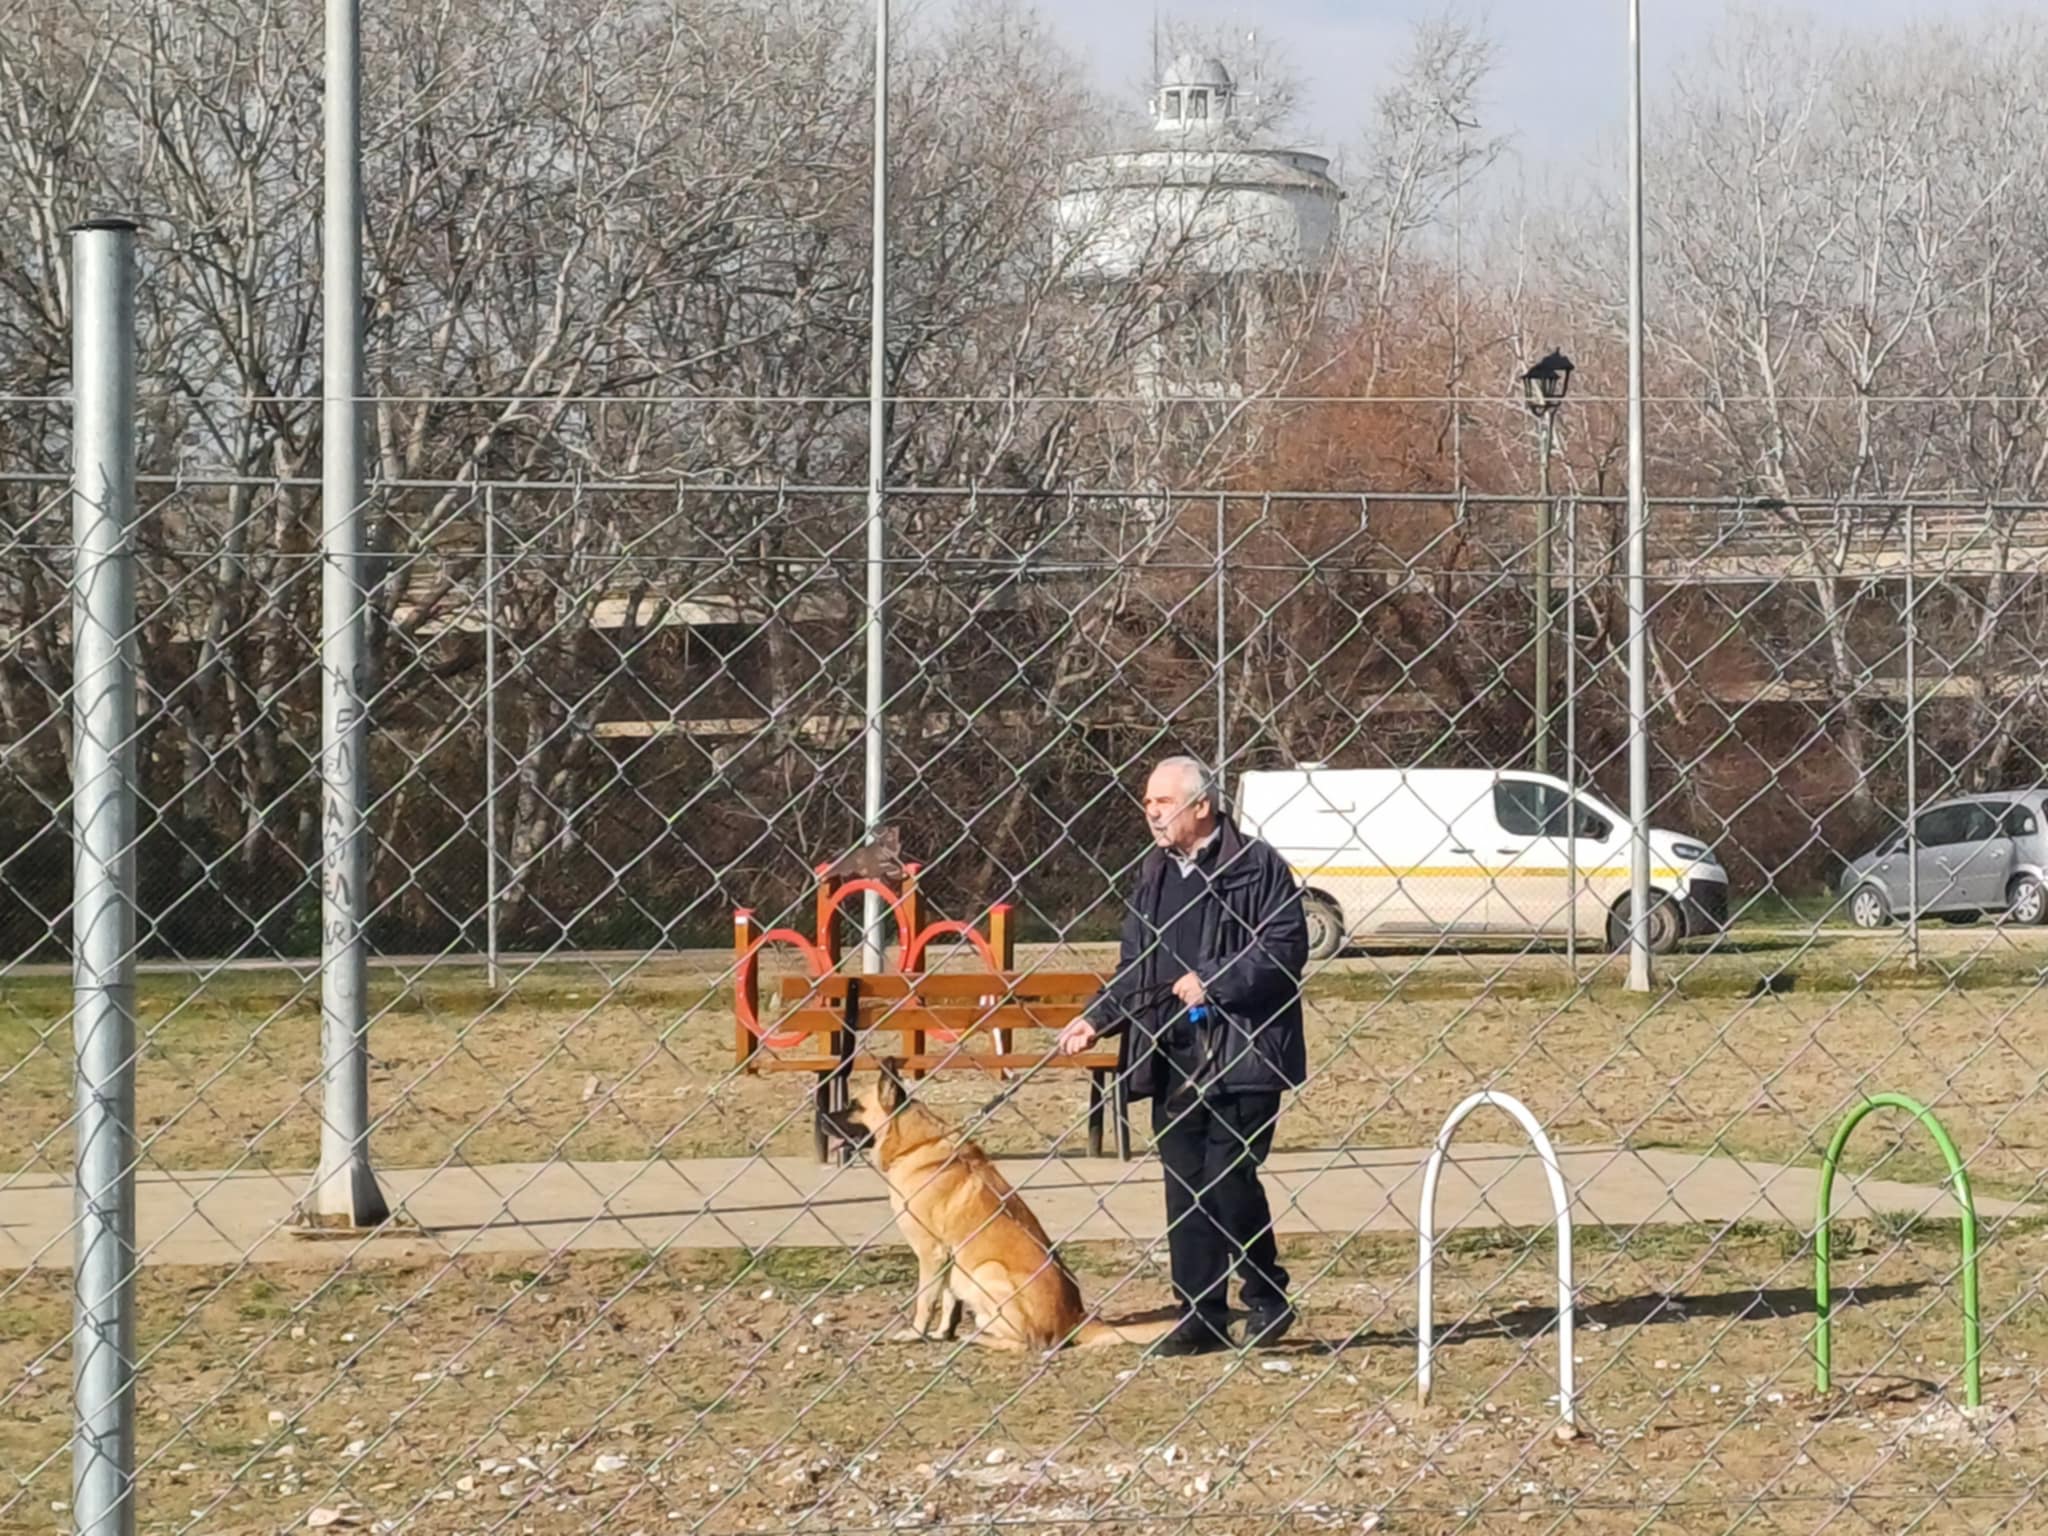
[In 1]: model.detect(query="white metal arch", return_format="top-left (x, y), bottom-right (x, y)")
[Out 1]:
top-left (1416, 1090), bottom-right (1577, 1435)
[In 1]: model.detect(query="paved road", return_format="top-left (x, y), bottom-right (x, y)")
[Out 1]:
top-left (6, 922), bottom-right (2036, 986)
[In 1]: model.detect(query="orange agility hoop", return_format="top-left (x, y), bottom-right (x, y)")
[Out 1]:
top-left (732, 859), bottom-right (1016, 1056)
top-left (899, 921), bottom-right (1002, 1043)
top-left (900, 920), bottom-right (999, 974)
top-left (816, 877), bottom-right (910, 939)
top-left (732, 921), bottom-right (830, 1051)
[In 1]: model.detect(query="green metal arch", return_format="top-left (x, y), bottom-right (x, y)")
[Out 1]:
top-left (1814, 1092), bottom-right (1980, 1409)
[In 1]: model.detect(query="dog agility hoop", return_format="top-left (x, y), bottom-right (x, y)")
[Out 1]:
top-left (1416, 1089), bottom-right (1577, 1435)
top-left (1814, 1092), bottom-right (1981, 1409)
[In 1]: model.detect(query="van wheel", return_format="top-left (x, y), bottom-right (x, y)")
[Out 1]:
top-left (1606, 893), bottom-right (1681, 955)
top-left (1848, 885), bottom-right (1892, 930)
top-left (1302, 892), bottom-right (1347, 962)
top-left (2007, 876), bottom-right (2047, 927)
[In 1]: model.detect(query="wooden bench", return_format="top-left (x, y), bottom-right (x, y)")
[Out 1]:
top-left (737, 970), bottom-right (1132, 1163)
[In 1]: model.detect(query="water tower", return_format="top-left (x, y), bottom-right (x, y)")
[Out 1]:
top-left (1055, 54), bottom-right (1342, 394)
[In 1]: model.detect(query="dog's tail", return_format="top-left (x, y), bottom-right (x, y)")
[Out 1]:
top-left (1071, 1317), bottom-right (1178, 1349)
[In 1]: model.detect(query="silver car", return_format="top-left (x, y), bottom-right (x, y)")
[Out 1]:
top-left (1838, 790), bottom-right (2048, 928)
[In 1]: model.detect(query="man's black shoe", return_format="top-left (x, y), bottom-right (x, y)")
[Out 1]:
top-left (1241, 1303), bottom-right (1296, 1348)
top-left (1150, 1315), bottom-right (1231, 1358)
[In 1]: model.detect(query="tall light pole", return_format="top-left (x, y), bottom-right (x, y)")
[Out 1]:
top-left (304, 0), bottom-right (389, 1227)
top-left (70, 214), bottom-right (140, 1536)
top-left (1445, 104), bottom-right (1475, 485)
top-left (1521, 350), bottom-right (1573, 776)
top-left (861, 0), bottom-right (889, 973)
top-left (1625, 0), bottom-right (1654, 994)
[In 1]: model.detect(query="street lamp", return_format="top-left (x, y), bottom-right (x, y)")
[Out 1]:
top-left (1522, 349), bottom-right (1573, 415)
top-left (1521, 349), bottom-right (1572, 775)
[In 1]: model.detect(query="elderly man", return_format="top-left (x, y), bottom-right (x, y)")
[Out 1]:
top-left (1058, 756), bottom-right (1308, 1356)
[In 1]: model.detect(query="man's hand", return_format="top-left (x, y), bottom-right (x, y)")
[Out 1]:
top-left (1172, 971), bottom-right (1207, 1008)
top-left (1056, 1017), bottom-right (1099, 1056)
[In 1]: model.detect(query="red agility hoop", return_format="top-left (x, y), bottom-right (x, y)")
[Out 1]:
top-left (899, 922), bottom-right (1003, 1044)
top-left (733, 928), bottom-right (831, 1051)
top-left (899, 920), bottom-right (999, 973)
top-left (734, 872), bottom-right (1012, 1056)
top-left (816, 878), bottom-right (910, 938)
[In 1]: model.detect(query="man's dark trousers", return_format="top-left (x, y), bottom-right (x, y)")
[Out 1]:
top-left (1152, 1089), bottom-right (1289, 1327)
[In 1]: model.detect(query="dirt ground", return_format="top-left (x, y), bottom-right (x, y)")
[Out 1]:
top-left (7, 1222), bottom-right (2048, 1535)
top-left (6, 928), bottom-right (2048, 1194)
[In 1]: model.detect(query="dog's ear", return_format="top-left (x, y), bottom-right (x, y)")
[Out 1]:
top-left (877, 1058), bottom-right (908, 1111)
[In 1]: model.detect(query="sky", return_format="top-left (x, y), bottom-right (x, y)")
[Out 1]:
top-left (1027, 0), bottom-right (2012, 179)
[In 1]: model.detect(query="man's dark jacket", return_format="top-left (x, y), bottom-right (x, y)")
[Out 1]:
top-left (1089, 816), bottom-right (1308, 1101)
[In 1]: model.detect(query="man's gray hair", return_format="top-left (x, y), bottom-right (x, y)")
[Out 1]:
top-left (1156, 755), bottom-right (1221, 809)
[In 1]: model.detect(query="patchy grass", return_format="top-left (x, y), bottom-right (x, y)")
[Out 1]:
top-left (6, 1224), bottom-right (2047, 1535)
top-left (10, 926), bottom-right (2048, 1533)
top-left (6, 927), bottom-right (2048, 1197)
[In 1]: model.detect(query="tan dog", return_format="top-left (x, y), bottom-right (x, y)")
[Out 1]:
top-left (832, 1063), bottom-right (1172, 1352)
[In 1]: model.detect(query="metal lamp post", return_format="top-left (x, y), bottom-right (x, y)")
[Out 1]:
top-left (861, 0), bottom-right (889, 973)
top-left (1521, 349), bottom-right (1573, 775)
top-left (1625, 0), bottom-right (1652, 994)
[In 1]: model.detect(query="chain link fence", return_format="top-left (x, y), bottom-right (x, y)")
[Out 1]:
top-left (13, 419), bottom-right (2048, 1531)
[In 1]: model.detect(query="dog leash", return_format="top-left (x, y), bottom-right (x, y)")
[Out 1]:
top-left (969, 982), bottom-right (1193, 1123)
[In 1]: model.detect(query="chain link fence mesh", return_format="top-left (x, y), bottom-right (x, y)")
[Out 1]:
top-left (10, 466), bottom-right (2048, 1534)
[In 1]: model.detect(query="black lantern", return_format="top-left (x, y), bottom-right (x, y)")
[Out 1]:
top-left (1520, 350), bottom-right (1573, 416)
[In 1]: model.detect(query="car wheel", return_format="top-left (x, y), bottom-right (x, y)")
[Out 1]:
top-left (1848, 884), bottom-right (1892, 930)
top-left (1607, 893), bottom-right (1681, 955)
top-left (1302, 892), bottom-right (1347, 962)
top-left (2007, 875), bottom-right (2047, 927)
top-left (1939, 912), bottom-right (1981, 927)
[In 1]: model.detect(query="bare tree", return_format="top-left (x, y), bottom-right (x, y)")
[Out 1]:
top-left (1538, 13), bottom-right (2048, 820)
top-left (1340, 13), bottom-right (1506, 390)
top-left (0, 0), bottom-right (1363, 945)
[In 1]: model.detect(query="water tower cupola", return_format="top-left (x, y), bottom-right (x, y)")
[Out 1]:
top-left (1154, 54), bottom-right (1235, 135)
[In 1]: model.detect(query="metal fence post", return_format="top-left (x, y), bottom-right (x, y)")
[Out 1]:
top-left (1215, 492), bottom-right (1228, 800)
top-left (1624, 0), bottom-right (1654, 993)
top-left (1565, 493), bottom-right (1579, 974)
top-left (303, 0), bottom-right (389, 1228)
top-left (484, 485), bottom-right (500, 992)
top-left (1534, 418), bottom-right (1555, 774)
top-left (860, 0), bottom-right (890, 974)
top-left (1905, 506), bottom-right (1920, 968)
top-left (70, 215), bottom-right (139, 1536)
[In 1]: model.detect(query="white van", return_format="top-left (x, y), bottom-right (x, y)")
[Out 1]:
top-left (1236, 767), bottom-right (1730, 960)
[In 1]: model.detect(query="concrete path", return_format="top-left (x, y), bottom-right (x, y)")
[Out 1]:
top-left (0, 1142), bottom-right (2015, 1272)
